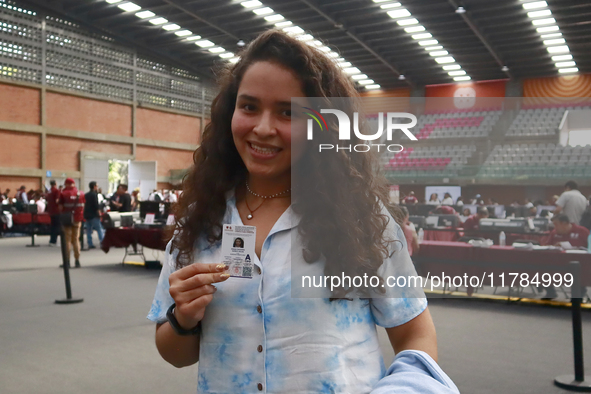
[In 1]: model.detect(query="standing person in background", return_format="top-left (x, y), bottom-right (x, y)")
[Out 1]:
top-left (59, 178), bottom-right (85, 268)
top-left (84, 181), bottom-right (103, 250)
top-left (16, 185), bottom-right (28, 211)
top-left (399, 206), bottom-right (420, 256)
top-left (554, 180), bottom-right (589, 225)
top-left (426, 193), bottom-right (440, 205)
top-left (131, 188), bottom-right (141, 211)
top-left (148, 189), bottom-right (163, 202)
top-left (456, 196), bottom-right (464, 207)
top-left (165, 189), bottom-right (178, 203)
top-left (441, 193), bottom-right (453, 206)
top-left (402, 191), bottom-right (418, 205)
top-left (110, 184), bottom-right (132, 212)
top-left (46, 180), bottom-right (61, 247)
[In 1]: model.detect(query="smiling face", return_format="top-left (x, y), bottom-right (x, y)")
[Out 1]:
top-left (231, 61), bottom-right (307, 184)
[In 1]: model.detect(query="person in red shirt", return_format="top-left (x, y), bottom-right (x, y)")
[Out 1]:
top-left (546, 214), bottom-right (589, 248)
top-left (46, 180), bottom-right (61, 246)
top-left (58, 178), bottom-right (86, 268)
top-left (462, 207), bottom-right (488, 231)
top-left (402, 191), bottom-right (418, 205)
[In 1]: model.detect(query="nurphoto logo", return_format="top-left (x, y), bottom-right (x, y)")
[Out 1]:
top-left (304, 107), bottom-right (417, 153)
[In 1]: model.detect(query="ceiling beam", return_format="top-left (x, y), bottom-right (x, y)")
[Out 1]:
top-left (297, 0), bottom-right (413, 87)
top-left (447, 0), bottom-right (512, 79)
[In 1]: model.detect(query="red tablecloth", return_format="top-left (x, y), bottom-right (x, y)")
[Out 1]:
top-left (12, 212), bottom-right (51, 225)
top-left (101, 227), bottom-right (169, 253)
top-left (415, 240), bottom-right (591, 288)
top-left (424, 229), bottom-right (460, 242)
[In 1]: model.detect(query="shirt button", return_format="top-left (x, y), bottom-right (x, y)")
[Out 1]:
top-left (257, 345), bottom-right (263, 352)
top-left (256, 305), bottom-right (262, 314)
top-left (257, 383), bottom-right (263, 391)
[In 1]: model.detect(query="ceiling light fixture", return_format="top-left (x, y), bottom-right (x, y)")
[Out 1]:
top-left (208, 47), bottom-right (225, 53)
top-left (551, 54), bottom-right (573, 61)
top-left (264, 14), bottom-right (284, 21)
top-left (527, 9), bottom-right (552, 18)
top-left (501, 65), bottom-right (509, 72)
top-left (351, 74), bottom-right (368, 80)
top-left (185, 36), bottom-right (202, 41)
top-left (117, 2), bottom-right (141, 12)
top-left (387, 8), bottom-right (411, 18)
top-left (365, 84), bottom-right (381, 90)
top-left (536, 25), bottom-right (559, 33)
top-left (412, 33), bottom-right (432, 40)
top-left (174, 30), bottom-right (192, 36)
top-left (195, 40), bottom-right (215, 48)
top-left (149, 17), bottom-right (168, 25)
top-left (404, 26), bottom-right (425, 33)
top-left (162, 24), bottom-right (180, 31)
top-left (358, 79), bottom-right (375, 85)
top-left (240, 0), bottom-right (262, 8)
top-left (396, 18), bottom-right (418, 26)
top-left (429, 50), bottom-right (448, 57)
top-left (418, 39), bottom-right (438, 46)
top-left (219, 52), bottom-right (235, 59)
top-left (522, 1), bottom-right (547, 10)
top-left (135, 10), bottom-right (155, 18)
top-left (558, 67), bottom-right (578, 74)
top-left (381, 3), bottom-right (402, 9)
top-left (398, 74), bottom-right (406, 80)
top-left (555, 61), bottom-right (576, 68)
top-left (547, 45), bottom-right (570, 54)
top-left (453, 76), bottom-right (471, 81)
top-left (435, 56), bottom-right (455, 64)
top-left (455, 6), bottom-right (466, 14)
top-left (543, 38), bottom-right (566, 46)
top-left (443, 64), bottom-right (461, 70)
top-left (275, 21), bottom-right (292, 27)
top-left (448, 70), bottom-right (466, 76)
top-left (253, 7), bottom-right (274, 15)
top-left (283, 26), bottom-right (304, 35)
top-left (425, 45), bottom-right (443, 51)
top-left (532, 18), bottom-right (556, 26)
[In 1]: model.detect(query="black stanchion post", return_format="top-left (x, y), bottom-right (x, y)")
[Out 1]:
top-left (554, 261), bottom-right (591, 392)
top-left (55, 227), bottom-right (83, 305)
top-left (26, 216), bottom-right (39, 247)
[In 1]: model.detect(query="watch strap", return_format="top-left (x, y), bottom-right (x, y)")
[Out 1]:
top-left (166, 303), bottom-right (201, 336)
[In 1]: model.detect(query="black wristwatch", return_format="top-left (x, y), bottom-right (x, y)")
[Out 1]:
top-left (166, 303), bottom-right (202, 336)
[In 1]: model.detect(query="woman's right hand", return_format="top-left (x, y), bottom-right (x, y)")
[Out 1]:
top-left (168, 263), bottom-right (230, 330)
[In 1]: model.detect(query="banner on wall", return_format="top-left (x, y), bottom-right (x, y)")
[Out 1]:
top-left (424, 80), bottom-right (507, 113)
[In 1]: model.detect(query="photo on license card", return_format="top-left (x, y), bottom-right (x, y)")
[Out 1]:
top-left (221, 224), bottom-right (256, 278)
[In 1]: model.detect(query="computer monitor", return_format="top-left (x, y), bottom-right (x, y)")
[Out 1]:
top-left (140, 201), bottom-right (160, 220)
top-left (437, 215), bottom-right (460, 228)
top-left (408, 215), bottom-right (427, 230)
top-left (120, 213), bottom-right (134, 228)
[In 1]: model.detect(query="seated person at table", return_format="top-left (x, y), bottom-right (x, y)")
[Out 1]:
top-left (540, 214), bottom-right (590, 300)
top-left (462, 207), bottom-right (488, 231)
top-left (546, 214), bottom-right (590, 249)
top-left (430, 205), bottom-right (457, 215)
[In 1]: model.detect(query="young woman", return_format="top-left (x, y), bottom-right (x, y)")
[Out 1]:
top-left (426, 193), bottom-right (441, 205)
top-left (148, 30), bottom-right (438, 393)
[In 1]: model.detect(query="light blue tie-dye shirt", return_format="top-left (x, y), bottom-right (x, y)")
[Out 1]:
top-left (148, 196), bottom-right (428, 393)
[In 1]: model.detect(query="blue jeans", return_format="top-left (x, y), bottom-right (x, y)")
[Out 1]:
top-left (85, 217), bottom-right (104, 247)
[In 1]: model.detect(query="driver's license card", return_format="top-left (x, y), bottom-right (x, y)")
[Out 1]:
top-left (221, 224), bottom-right (256, 278)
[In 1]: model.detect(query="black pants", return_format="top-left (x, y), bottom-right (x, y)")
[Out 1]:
top-left (49, 214), bottom-right (60, 244)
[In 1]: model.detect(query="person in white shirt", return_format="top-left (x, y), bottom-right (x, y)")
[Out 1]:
top-left (555, 180), bottom-right (589, 225)
top-left (426, 193), bottom-right (440, 205)
top-left (441, 193), bottom-right (454, 206)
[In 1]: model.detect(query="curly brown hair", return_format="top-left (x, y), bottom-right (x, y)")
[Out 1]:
top-left (171, 29), bottom-right (401, 296)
